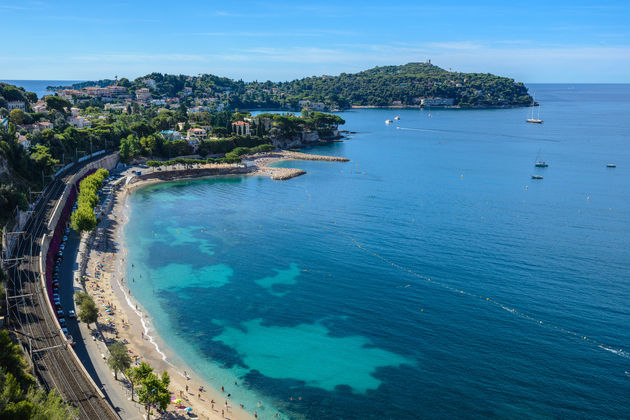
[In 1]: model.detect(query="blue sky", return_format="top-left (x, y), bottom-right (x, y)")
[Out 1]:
top-left (1, 0), bottom-right (629, 82)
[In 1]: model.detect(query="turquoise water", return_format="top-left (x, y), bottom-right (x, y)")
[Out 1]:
top-left (125, 84), bottom-right (630, 419)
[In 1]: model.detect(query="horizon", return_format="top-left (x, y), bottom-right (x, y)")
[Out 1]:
top-left (1, 0), bottom-right (629, 83)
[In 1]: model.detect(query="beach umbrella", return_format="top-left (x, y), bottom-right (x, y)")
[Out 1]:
top-left (185, 407), bottom-right (193, 412)
top-left (174, 399), bottom-right (182, 404)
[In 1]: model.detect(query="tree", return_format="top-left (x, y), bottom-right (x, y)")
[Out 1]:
top-left (0, 331), bottom-right (34, 389)
top-left (138, 371), bottom-right (170, 420)
top-left (126, 362), bottom-right (153, 402)
top-left (107, 342), bottom-right (131, 381)
top-left (73, 291), bottom-right (88, 306)
top-left (70, 205), bottom-right (96, 232)
top-left (78, 295), bottom-right (98, 328)
top-left (44, 96), bottom-right (71, 115)
top-left (30, 145), bottom-right (59, 176)
top-left (8, 109), bottom-right (25, 125)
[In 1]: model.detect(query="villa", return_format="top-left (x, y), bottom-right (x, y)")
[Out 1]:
top-left (231, 121), bottom-right (251, 136)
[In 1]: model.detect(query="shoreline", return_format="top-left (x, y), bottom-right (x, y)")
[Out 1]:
top-left (82, 149), bottom-right (349, 419)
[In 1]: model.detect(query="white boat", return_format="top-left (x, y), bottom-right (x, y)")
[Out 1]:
top-left (531, 175), bottom-right (543, 180)
top-left (526, 96), bottom-right (543, 124)
top-left (394, 116), bottom-right (400, 120)
top-left (385, 120), bottom-right (393, 124)
top-left (606, 163), bottom-right (616, 168)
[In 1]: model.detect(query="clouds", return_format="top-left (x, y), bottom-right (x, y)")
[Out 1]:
top-left (0, 0), bottom-right (628, 82)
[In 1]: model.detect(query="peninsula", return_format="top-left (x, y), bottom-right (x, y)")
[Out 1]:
top-left (47, 61), bottom-right (533, 111)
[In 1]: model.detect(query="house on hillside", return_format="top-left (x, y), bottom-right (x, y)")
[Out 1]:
top-left (160, 130), bottom-right (184, 141)
top-left (136, 88), bottom-right (151, 101)
top-left (7, 101), bottom-right (25, 111)
top-left (33, 101), bottom-right (48, 113)
top-left (17, 135), bottom-right (30, 149)
top-left (231, 121), bottom-right (251, 136)
top-left (68, 115), bottom-right (91, 129)
top-left (186, 127), bottom-right (207, 140)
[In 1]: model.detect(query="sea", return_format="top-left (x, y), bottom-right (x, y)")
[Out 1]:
top-left (0, 80), bottom-right (82, 98)
top-left (8, 80), bottom-right (630, 418)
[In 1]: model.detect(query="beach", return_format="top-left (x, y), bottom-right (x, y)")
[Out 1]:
top-left (79, 150), bottom-right (349, 419)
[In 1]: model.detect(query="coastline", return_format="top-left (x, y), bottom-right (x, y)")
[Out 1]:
top-left (82, 150), bottom-right (349, 419)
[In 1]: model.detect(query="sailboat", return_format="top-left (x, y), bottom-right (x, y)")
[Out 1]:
top-left (534, 150), bottom-right (548, 167)
top-left (526, 97), bottom-right (543, 124)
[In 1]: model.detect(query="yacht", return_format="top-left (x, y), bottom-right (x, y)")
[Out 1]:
top-left (531, 175), bottom-right (543, 180)
top-left (526, 96), bottom-right (543, 124)
top-left (606, 163), bottom-right (616, 168)
top-left (385, 119), bottom-right (393, 124)
top-left (394, 116), bottom-right (400, 120)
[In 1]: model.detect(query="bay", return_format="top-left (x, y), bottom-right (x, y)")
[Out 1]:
top-left (122, 84), bottom-right (630, 419)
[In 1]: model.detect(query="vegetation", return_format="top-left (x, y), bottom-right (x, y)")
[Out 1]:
top-left (126, 362), bottom-right (153, 402)
top-left (0, 82), bottom-right (36, 110)
top-left (70, 168), bottom-right (109, 232)
top-left (138, 370), bottom-right (170, 420)
top-left (0, 330), bottom-right (77, 419)
top-left (53, 63), bottom-right (532, 110)
top-left (106, 342), bottom-right (131, 381)
top-left (74, 291), bottom-right (98, 328)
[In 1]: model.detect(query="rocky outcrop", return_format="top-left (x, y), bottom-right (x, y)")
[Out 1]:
top-left (270, 130), bottom-right (321, 148)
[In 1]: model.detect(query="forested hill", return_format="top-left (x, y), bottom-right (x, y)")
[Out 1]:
top-left (50, 62), bottom-right (532, 110)
top-left (272, 62), bottom-right (532, 108)
top-left (0, 83), bottom-right (37, 110)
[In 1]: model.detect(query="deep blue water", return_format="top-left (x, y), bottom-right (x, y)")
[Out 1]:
top-left (125, 84), bottom-right (630, 419)
top-left (0, 80), bottom-right (83, 98)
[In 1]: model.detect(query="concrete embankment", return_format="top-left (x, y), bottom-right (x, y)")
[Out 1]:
top-left (129, 164), bottom-right (250, 185)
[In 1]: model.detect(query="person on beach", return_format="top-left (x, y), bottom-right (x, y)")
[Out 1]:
top-left (221, 385), bottom-right (224, 392)
top-left (221, 409), bottom-right (224, 417)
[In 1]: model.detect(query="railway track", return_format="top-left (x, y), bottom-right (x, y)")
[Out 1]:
top-left (7, 167), bottom-right (118, 419)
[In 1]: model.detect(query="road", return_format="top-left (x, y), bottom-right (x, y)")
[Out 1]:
top-left (6, 162), bottom-right (119, 419)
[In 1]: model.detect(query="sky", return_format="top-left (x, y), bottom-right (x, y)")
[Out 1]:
top-left (1, 0), bottom-right (629, 83)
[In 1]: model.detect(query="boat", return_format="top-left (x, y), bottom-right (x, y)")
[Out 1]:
top-left (531, 175), bottom-right (543, 180)
top-left (526, 96), bottom-right (543, 124)
top-left (394, 116), bottom-right (400, 120)
top-left (534, 150), bottom-right (548, 167)
top-left (385, 120), bottom-right (393, 124)
top-left (606, 163), bottom-right (616, 168)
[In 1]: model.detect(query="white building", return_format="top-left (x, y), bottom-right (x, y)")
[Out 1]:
top-left (68, 116), bottom-right (91, 129)
top-left (17, 135), bottom-right (30, 149)
top-left (231, 121), bottom-right (251, 136)
top-left (186, 127), bottom-right (207, 140)
top-left (7, 101), bottom-right (26, 111)
top-left (104, 103), bottom-right (127, 111)
top-left (136, 88), bottom-right (152, 101)
top-left (33, 102), bottom-right (48, 113)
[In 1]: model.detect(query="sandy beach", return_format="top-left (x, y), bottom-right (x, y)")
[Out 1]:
top-left (79, 151), bottom-right (348, 419)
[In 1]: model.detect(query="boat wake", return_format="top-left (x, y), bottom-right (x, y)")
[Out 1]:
top-left (337, 228), bottom-right (630, 361)
top-left (599, 346), bottom-right (630, 359)
top-left (396, 126), bottom-right (559, 143)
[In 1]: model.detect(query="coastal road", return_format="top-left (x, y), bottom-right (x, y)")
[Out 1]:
top-left (60, 227), bottom-right (146, 419)
top-left (6, 164), bottom-right (119, 419)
